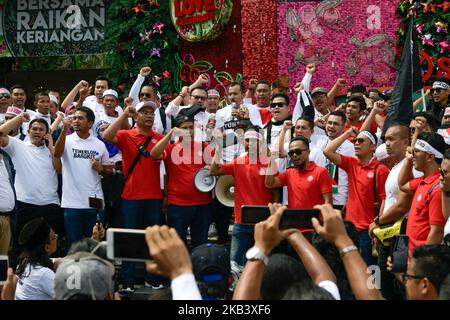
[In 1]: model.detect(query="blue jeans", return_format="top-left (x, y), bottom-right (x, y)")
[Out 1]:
top-left (230, 224), bottom-right (254, 267)
top-left (120, 199), bottom-right (164, 288)
top-left (167, 203), bottom-right (212, 250)
top-left (359, 230), bottom-right (377, 267)
top-left (64, 208), bottom-right (104, 251)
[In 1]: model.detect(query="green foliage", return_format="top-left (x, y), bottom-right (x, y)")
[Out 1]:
top-left (104, 0), bottom-right (180, 96)
top-left (396, 0), bottom-right (449, 60)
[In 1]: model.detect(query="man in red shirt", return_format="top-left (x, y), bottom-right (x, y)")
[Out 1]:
top-left (398, 132), bottom-right (447, 252)
top-left (103, 99), bottom-right (165, 290)
top-left (343, 96), bottom-right (378, 134)
top-left (324, 128), bottom-right (389, 266)
top-left (265, 135), bottom-right (332, 209)
top-left (210, 127), bottom-right (275, 267)
top-left (151, 106), bottom-right (213, 249)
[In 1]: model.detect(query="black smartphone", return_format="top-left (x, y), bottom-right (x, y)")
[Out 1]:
top-left (88, 197), bottom-right (104, 210)
top-left (241, 205), bottom-right (320, 230)
top-left (106, 228), bottom-right (151, 262)
top-left (390, 235), bottom-right (409, 273)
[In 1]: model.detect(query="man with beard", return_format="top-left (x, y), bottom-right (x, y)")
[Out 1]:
top-left (315, 111), bottom-right (355, 210)
top-left (324, 128), bottom-right (389, 266)
top-left (265, 135), bottom-right (333, 210)
top-left (427, 79), bottom-right (450, 123)
top-left (166, 84), bottom-right (210, 142)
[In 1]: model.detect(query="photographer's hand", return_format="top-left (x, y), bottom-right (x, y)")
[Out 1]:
top-left (145, 225), bottom-right (192, 279)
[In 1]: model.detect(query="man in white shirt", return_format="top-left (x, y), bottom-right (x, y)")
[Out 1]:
top-left (0, 112), bottom-right (63, 248)
top-left (3, 107), bottom-right (27, 141)
top-left (54, 106), bottom-right (110, 248)
top-left (0, 148), bottom-right (15, 255)
top-left (0, 88), bottom-right (12, 125)
top-left (215, 82), bottom-right (263, 162)
top-left (369, 123), bottom-right (421, 300)
top-left (166, 86), bottom-right (211, 142)
top-left (129, 66), bottom-right (171, 134)
top-left (82, 76), bottom-right (123, 120)
top-left (316, 111), bottom-right (355, 210)
top-left (10, 85), bottom-right (27, 110)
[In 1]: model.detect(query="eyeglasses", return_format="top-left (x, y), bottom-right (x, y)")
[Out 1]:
top-left (401, 273), bottom-right (426, 284)
top-left (288, 148), bottom-right (308, 157)
top-left (430, 88), bottom-right (442, 94)
top-left (0, 93), bottom-right (10, 99)
top-left (191, 95), bottom-right (207, 101)
top-left (270, 102), bottom-right (287, 109)
top-left (140, 93), bottom-right (152, 98)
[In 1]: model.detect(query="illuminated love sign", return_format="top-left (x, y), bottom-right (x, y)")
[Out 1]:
top-left (170, 0), bottom-right (233, 42)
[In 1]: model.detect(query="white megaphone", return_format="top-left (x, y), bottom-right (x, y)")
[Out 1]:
top-left (194, 168), bottom-right (217, 193)
top-left (215, 175), bottom-right (235, 208)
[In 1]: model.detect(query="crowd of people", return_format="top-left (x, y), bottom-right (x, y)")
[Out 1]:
top-left (0, 63), bottom-right (449, 300)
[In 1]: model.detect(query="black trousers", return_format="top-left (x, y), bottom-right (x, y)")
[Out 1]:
top-left (10, 201), bottom-right (64, 266)
top-left (101, 173), bottom-right (125, 228)
top-left (14, 201), bottom-right (64, 240)
top-left (211, 197), bottom-right (232, 244)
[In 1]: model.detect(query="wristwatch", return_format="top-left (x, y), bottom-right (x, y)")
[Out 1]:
top-left (246, 246), bottom-right (269, 266)
top-left (339, 245), bottom-right (358, 258)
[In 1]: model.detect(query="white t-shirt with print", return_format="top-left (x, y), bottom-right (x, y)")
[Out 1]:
top-left (3, 137), bottom-right (59, 205)
top-left (15, 265), bottom-right (55, 300)
top-left (215, 104), bottom-right (263, 161)
top-left (61, 133), bottom-right (109, 209)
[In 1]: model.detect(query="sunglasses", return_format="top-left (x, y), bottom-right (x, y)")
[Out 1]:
top-left (431, 88), bottom-right (442, 94)
top-left (270, 102), bottom-right (287, 109)
top-left (0, 93), bottom-right (10, 99)
top-left (288, 148), bottom-right (308, 157)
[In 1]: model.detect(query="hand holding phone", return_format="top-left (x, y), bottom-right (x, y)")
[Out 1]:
top-left (107, 228), bottom-right (151, 262)
top-left (0, 256), bottom-right (8, 285)
top-left (241, 205), bottom-right (320, 229)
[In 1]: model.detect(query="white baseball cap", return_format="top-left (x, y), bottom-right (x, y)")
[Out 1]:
top-left (102, 89), bottom-right (118, 99)
top-left (136, 101), bottom-right (158, 112)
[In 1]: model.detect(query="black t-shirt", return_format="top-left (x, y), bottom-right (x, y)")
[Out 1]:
top-left (428, 96), bottom-right (449, 123)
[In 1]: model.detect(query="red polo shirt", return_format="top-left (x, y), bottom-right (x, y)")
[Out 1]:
top-left (163, 141), bottom-right (213, 206)
top-left (278, 162), bottom-right (332, 209)
top-left (406, 172), bottom-right (445, 252)
top-left (116, 129), bottom-right (164, 200)
top-left (339, 155), bottom-right (389, 231)
top-left (221, 154), bottom-right (273, 224)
